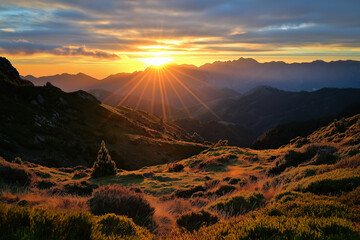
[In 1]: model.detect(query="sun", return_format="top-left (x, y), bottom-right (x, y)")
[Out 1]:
top-left (141, 56), bottom-right (173, 67)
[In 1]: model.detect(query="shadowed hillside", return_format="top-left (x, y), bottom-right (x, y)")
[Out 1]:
top-left (185, 86), bottom-right (360, 136)
top-left (252, 103), bottom-right (360, 149)
top-left (0, 57), bottom-right (206, 169)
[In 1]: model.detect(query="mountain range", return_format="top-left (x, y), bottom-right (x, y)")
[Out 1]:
top-left (22, 59), bottom-right (360, 147)
top-left (24, 58), bottom-right (360, 94)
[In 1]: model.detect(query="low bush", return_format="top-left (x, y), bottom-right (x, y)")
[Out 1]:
top-left (173, 185), bottom-right (206, 199)
top-left (12, 157), bottom-right (23, 164)
top-left (96, 214), bottom-right (137, 237)
top-left (188, 215), bottom-right (359, 239)
top-left (176, 210), bottom-right (219, 232)
top-left (168, 163), bottom-right (184, 172)
top-left (34, 180), bottom-right (56, 190)
top-left (289, 168), bottom-right (360, 195)
top-left (89, 185), bottom-right (154, 227)
top-left (63, 181), bottom-right (98, 196)
top-left (333, 154), bottom-right (360, 169)
top-left (0, 204), bottom-right (94, 240)
top-left (267, 145), bottom-right (336, 176)
top-left (340, 186), bottom-right (360, 206)
top-left (72, 170), bottom-right (88, 179)
top-left (209, 192), bottom-right (265, 217)
top-left (204, 180), bottom-right (220, 190)
top-left (0, 204), bottom-right (152, 240)
top-left (50, 181), bottom-right (98, 196)
top-left (213, 184), bottom-right (236, 197)
top-left (0, 158), bottom-right (34, 186)
top-left (265, 198), bottom-right (355, 219)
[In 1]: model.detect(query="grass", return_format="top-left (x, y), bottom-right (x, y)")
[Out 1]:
top-left (0, 114), bottom-right (360, 239)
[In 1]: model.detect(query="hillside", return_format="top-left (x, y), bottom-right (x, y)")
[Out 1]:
top-left (88, 88), bottom-right (179, 118)
top-left (0, 57), bottom-right (206, 169)
top-left (1, 112), bottom-right (359, 239)
top-left (185, 86), bottom-right (360, 136)
top-left (172, 118), bottom-right (256, 147)
top-left (252, 102), bottom-right (360, 149)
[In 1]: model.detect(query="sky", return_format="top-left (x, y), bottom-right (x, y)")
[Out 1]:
top-left (0, 0), bottom-right (359, 78)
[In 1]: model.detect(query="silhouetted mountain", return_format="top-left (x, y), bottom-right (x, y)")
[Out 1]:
top-left (89, 64), bottom-right (240, 110)
top-left (0, 57), bottom-right (206, 169)
top-left (23, 72), bottom-right (99, 92)
top-left (185, 86), bottom-right (360, 136)
top-left (200, 58), bottom-right (360, 92)
top-left (252, 103), bottom-right (360, 149)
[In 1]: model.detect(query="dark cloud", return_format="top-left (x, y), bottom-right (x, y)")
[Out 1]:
top-left (0, 41), bottom-right (119, 59)
top-left (0, 0), bottom-right (359, 58)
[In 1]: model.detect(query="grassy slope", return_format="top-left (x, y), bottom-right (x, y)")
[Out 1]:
top-left (1, 114), bottom-right (359, 239)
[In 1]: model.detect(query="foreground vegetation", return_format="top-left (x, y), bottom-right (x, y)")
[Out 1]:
top-left (1, 114), bottom-right (360, 239)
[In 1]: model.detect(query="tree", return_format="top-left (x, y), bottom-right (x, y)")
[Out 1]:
top-left (91, 140), bottom-right (117, 178)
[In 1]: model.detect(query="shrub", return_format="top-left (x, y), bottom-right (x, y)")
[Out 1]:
top-left (63, 181), bottom-right (98, 196)
top-left (209, 192), bottom-right (265, 216)
top-left (190, 215), bottom-right (359, 239)
top-left (97, 214), bottom-right (137, 237)
top-left (265, 198), bottom-right (354, 219)
top-left (168, 163), bottom-right (184, 172)
top-left (91, 141), bottom-right (117, 178)
top-left (89, 185), bottom-right (154, 226)
top-left (267, 145), bottom-right (335, 176)
top-left (0, 204), bottom-right (153, 239)
top-left (176, 210), bottom-right (219, 232)
top-left (0, 204), bottom-right (94, 240)
top-left (35, 180), bottom-right (56, 189)
top-left (12, 157), bottom-right (23, 164)
top-left (333, 154), bottom-right (360, 169)
top-left (289, 168), bottom-right (360, 195)
top-left (173, 185), bottom-right (206, 199)
top-left (213, 184), bottom-right (236, 197)
top-left (340, 186), bottom-right (360, 206)
top-left (0, 158), bottom-right (34, 186)
top-left (204, 180), bottom-right (220, 190)
top-left (72, 170), bottom-right (88, 179)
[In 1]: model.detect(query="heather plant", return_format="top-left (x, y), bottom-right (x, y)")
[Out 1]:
top-left (91, 141), bottom-right (117, 178)
top-left (89, 185), bottom-right (155, 227)
top-left (209, 192), bottom-right (265, 217)
top-left (96, 214), bottom-right (138, 237)
top-left (0, 158), bottom-right (34, 186)
top-left (0, 203), bottom-right (153, 240)
top-left (168, 163), bottom-right (184, 172)
top-left (186, 215), bottom-right (359, 240)
top-left (176, 210), bottom-right (219, 232)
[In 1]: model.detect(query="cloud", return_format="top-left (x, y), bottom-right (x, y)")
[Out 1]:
top-left (0, 0), bottom-right (359, 60)
top-left (0, 41), bottom-right (119, 59)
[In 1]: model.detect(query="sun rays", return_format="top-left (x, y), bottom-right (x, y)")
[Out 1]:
top-left (108, 64), bottom-right (222, 122)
